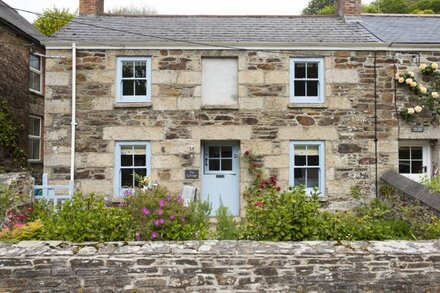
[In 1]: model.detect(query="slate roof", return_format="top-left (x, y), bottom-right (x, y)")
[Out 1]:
top-left (360, 14), bottom-right (440, 44)
top-left (0, 0), bottom-right (44, 43)
top-left (52, 15), bottom-right (380, 45)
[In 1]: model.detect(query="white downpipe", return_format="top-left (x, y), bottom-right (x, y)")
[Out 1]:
top-left (69, 43), bottom-right (77, 195)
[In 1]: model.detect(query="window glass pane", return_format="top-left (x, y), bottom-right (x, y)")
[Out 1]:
top-left (399, 161), bottom-right (410, 173)
top-left (307, 62), bottom-right (319, 78)
top-left (29, 71), bottom-right (41, 92)
top-left (308, 155), bottom-right (319, 166)
top-left (30, 55), bottom-right (40, 70)
top-left (411, 147), bottom-right (423, 160)
top-left (411, 161), bottom-right (423, 173)
top-left (134, 80), bottom-right (147, 96)
top-left (134, 168), bottom-right (147, 186)
top-left (306, 81), bottom-right (319, 97)
top-left (209, 147), bottom-right (220, 158)
top-left (122, 80), bottom-right (134, 96)
top-left (294, 81), bottom-right (306, 96)
top-left (28, 138), bottom-right (40, 160)
top-left (121, 146), bottom-right (133, 166)
top-left (307, 168), bottom-right (319, 188)
top-left (134, 155), bottom-right (146, 166)
top-left (221, 159), bottom-right (232, 171)
top-left (209, 159), bottom-right (220, 171)
top-left (294, 62), bottom-right (306, 78)
top-left (32, 118), bottom-right (41, 136)
top-left (122, 62), bottom-right (133, 78)
top-left (399, 147), bottom-right (410, 160)
top-left (135, 62), bottom-right (146, 78)
top-left (221, 147), bottom-right (232, 158)
top-left (121, 169), bottom-right (133, 187)
top-left (294, 145), bottom-right (307, 166)
top-left (294, 168), bottom-right (306, 185)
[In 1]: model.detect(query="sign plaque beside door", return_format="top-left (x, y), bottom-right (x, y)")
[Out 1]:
top-left (185, 170), bottom-right (199, 179)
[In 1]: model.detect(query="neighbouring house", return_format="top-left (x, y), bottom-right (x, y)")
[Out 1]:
top-left (0, 0), bottom-right (45, 179)
top-left (43, 0), bottom-right (440, 214)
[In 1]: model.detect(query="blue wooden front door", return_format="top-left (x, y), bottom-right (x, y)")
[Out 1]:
top-left (201, 141), bottom-right (240, 216)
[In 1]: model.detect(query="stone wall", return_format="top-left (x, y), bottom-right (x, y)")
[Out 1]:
top-left (1, 240), bottom-right (440, 292)
top-left (44, 48), bottom-right (440, 209)
top-left (0, 23), bottom-right (44, 178)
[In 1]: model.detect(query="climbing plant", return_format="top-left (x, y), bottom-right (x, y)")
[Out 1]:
top-left (395, 63), bottom-right (439, 122)
top-left (0, 99), bottom-right (27, 169)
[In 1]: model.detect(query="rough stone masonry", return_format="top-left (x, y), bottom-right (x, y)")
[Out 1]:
top-left (1, 240), bottom-right (440, 292)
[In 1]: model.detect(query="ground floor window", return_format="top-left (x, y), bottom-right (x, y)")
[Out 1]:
top-left (290, 141), bottom-right (325, 195)
top-left (398, 140), bottom-right (431, 182)
top-left (28, 115), bottom-right (42, 161)
top-left (114, 141), bottom-right (150, 196)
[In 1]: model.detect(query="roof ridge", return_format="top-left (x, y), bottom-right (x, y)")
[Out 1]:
top-left (362, 13), bottom-right (440, 18)
top-left (83, 14), bottom-right (341, 18)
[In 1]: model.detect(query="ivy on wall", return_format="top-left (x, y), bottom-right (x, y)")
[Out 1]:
top-left (395, 63), bottom-right (440, 122)
top-left (0, 99), bottom-right (28, 170)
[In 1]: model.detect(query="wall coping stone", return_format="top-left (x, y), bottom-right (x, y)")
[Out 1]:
top-left (381, 170), bottom-right (440, 213)
top-left (1, 240), bottom-right (440, 257)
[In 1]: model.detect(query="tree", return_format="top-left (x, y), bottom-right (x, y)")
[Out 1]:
top-left (363, 0), bottom-right (440, 14)
top-left (302, 0), bottom-right (335, 15)
top-left (33, 8), bottom-right (75, 36)
top-left (318, 5), bottom-right (336, 15)
top-left (107, 4), bottom-right (158, 16)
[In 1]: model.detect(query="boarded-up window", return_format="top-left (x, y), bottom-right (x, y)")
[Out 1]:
top-left (202, 58), bottom-right (238, 105)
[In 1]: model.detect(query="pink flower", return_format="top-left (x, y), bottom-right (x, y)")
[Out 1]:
top-left (159, 218), bottom-right (165, 225)
top-left (167, 194), bottom-right (172, 202)
top-left (157, 209), bottom-right (164, 216)
top-left (151, 232), bottom-right (157, 239)
top-left (123, 189), bottom-right (133, 197)
top-left (177, 195), bottom-right (183, 203)
top-left (154, 219), bottom-right (161, 226)
top-left (256, 201), bottom-right (263, 207)
top-left (141, 208), bottom-right (150, 215)
top-left (159, 199), bottom-right (165, 208)
top-left (170, 215), bottom-right (176, 220)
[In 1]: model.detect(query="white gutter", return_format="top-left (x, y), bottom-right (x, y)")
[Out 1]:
top-left (69, 42), bottom-right (77, 194)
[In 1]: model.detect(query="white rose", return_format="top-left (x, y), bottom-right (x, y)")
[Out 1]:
top-left (415, 106), bottom-right (423, 113)
top-left (407, 108), bottom-right (415, 114)
top-left (398, 77), bottom-right (405, 83)
top-left (408, 71), bottom-right (415, 77)
top-left (395, 73), bottom-right (400, 79)
top-left (410, 82), bottom-right (417, 88)
top-left (420, 63), bottom-right (427, 70)
top-left (432, 92), bottom-right (439, 99)
top-left (420, 86), bottom-right (427, 94)
top-left (405, 78), bottom-right (413, 84)
top-left (432, 63), bottom-right (438, 70)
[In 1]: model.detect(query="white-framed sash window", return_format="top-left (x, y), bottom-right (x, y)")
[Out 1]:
top-left (29, 54), bottom-right (42, 94)
top-left (290, 58), bottom-right (324, 104)
top-left (116, 57), bottom-right (151, 103)
top-left (28, 115), bottom-right (42, 161)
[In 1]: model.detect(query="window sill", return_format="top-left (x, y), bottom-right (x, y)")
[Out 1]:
top-left (29, 89), bottom-right (43, 97)
top-left (113, 102), bottom-right (152, 109)
top-left (201, 104), bottom-right (239, 110)
top-left (28, 160), bottom-right (43, 164)
top-left (288, 103), bottom-right (328, 109)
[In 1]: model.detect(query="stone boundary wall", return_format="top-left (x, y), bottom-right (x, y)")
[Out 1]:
top-left (1, 240), bottom-right (440, 292)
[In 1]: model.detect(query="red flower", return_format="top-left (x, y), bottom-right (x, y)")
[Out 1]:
top-left (270, 176), bottom-right (277, 183)
top-left (244, 151), bottom-right (250, 157)
top-left (256, 173), bottom-right (261, 178)
top-left (276, 186), bottom-right (281, 191)
top-left (259, 183), bottom-right (265, 190)
top-left (256, 201), bottom-right (263, 207)
top-left (27, 207), bottom-right (33, 212)
top-left (252, 163), bottom-right (258, 168)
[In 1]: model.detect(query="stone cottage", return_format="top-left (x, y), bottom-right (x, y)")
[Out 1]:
top-left (43, 0), bottom-right (440, 214)
top-left (0, 0), bottom-right (45, 178)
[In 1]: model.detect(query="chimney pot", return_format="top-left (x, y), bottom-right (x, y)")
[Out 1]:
top-left (79, 0), bottom-right (104, 16)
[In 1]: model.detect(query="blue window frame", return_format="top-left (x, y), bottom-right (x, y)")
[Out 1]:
top-left (116, 57), bottom-right (151, 103)
top-left (114, 141), bottom-right (151, 197)
top-left (289, 141), bottom-right (325, 195)
top-left (290, 58), bottom-right (325, 104)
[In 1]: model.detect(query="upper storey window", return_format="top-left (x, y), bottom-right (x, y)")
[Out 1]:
top-left (116, 57), bottom-right (151, 103)
top-left (290, 58), bottom-right (324, 104)
top-left (29, 54), bottom-right (42, 94)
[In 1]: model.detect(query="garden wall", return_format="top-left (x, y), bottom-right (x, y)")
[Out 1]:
top-left (1, 240), bottom-right (440, 292)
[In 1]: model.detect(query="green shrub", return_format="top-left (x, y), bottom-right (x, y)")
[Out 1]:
top-left (214, 201), bottom-right (238, 240)
top-left (421, 175), bottom-right (440, 193)
top-left (34, 193), bottom-right (134, 242)
top-left (125, 186), bottom-right (211, 241)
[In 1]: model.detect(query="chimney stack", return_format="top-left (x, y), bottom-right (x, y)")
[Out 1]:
top-left (336, 0), bottom-right (362, 19)
top-left (79, 0), bottom-right (104, 16)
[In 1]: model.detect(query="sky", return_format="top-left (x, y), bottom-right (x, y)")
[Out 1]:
top-left (4, 0), bottom-right (374, 23)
